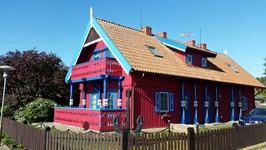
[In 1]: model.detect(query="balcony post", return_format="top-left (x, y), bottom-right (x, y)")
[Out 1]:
top-left (82, 83), bottom-right (86, 108)
top-left (69, 83), bottom-right (74, 108)
top-left (98, 83), bottom-right (102, 109)
top-left (103, 78), bottom-right (108, 109)
top-left (215, 84), bottom-right (219, 122)
top-left (118, 79), bottom-right (122, 109)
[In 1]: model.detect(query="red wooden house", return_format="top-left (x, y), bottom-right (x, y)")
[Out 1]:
top-left (54, 11), bottom-right (265, 131)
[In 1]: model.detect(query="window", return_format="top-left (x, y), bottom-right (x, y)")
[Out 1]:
top-left (186, 54), bottom-right (192, 64)
top-left (147, 46), bottom-right (163, 57)
top-left (228, 64), bottom-right (239, 73)
top-left (90, 93), bottom-right (98, 109)
top-left (92, 49), bottom-right (101, 60)
top-left (160, 92), bottom-right (169, 111)
top-left (202, 58), bottom-right (207, 67)
top-left (93, 52), bottom-right (100, 60)
top-left (155, 92), bottom-right (174, 113)
top-left (104, 47), bottom-right (114, 58)
top-left (241, 96), bottom-right (248, 111)
top-left (107, 92), bottom-right (116, 109)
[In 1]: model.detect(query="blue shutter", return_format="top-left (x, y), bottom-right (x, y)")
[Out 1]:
top-left (169, 93), bottom-right (174, 112)
top-left (155, 92), bottom-right (160, 112)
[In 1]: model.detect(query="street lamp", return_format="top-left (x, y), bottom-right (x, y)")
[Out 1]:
top-left (0, 65), bottom-right (15, 145)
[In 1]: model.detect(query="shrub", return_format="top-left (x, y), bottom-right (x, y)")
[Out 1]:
top-left (14, 98), bottom-right (55, 124)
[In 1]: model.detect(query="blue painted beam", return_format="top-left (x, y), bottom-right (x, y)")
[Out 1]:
top-left (238, 87), bottom-right (242, 119)
top-left (230, 86), bottom-right (235, 121)
top-left (89, 81), bottom-right (99, 92)
top-left (69, 83), bottom-right (74, 108)
top-left (204, 84), bottom-right (209, 124)
top-left (215, 84), bottom-right (219, 122)
top-left (156, 36), bottom-right (187, 51)
top-left (82, 83), bottom-right (86, 108)
top-left (194, 82), bottom-right (198, 124)
top-left (181, 81), bottom-right (185, 124)
top-left (103, 78), bottom-right (108, 109)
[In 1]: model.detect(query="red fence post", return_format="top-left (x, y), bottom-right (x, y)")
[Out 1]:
top-left (187, 127), bottom-right (195, 150)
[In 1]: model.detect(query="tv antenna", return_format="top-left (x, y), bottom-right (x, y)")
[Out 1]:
top-left (181, 32), bottom-right (194, 41)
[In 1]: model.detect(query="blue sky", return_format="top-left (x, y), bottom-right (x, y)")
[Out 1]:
top-left (1, 0), bottom-right (266, 78)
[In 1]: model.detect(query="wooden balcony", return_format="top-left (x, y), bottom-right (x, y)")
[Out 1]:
top-left (71, 58), bottom-right (122, 80)
top-left (54, 107), bottom-right (125, 131)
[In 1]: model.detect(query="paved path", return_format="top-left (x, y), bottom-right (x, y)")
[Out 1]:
top-left (0, 144), bottom-right (11, 150)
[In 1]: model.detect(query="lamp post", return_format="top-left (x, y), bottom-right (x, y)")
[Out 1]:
top-left (0, 65), bottom-right (15, 145)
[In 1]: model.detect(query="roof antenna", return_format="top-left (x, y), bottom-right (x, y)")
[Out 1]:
top-left (181, 31), bottom-right (193, 41)
top-left (90, 7), bottom-right (93, 24)
top-left (140, 0), bottom-right (143, 28)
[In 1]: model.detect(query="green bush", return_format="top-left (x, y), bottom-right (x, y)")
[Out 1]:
top-left (14, 98), bottom-right (55, 124)
top-left (2, 133), bottom-right (24, 149)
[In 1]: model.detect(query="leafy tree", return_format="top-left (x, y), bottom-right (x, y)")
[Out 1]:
top-left (255, 58), bottom-right (266, 96)
top-left (14, 98), bottom-right (55, 124)
top-left (0, 48), bottom-right (70, 110)
top-left (256, 77), bottom-right (266, 96)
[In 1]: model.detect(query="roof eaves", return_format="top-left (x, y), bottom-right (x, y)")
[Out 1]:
top-left (156, 36), bottom-right (187, 52)
top-left (186, 45), bottom-right (217, 57)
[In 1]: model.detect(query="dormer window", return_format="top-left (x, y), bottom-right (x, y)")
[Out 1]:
top-left (186, 54), bottom-right (192, 64)
top-left (202, 58), bottom-right (207, 67)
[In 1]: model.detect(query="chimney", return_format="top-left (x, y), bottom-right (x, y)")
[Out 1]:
top-left (141, 26), bottom-right (152, 36)
top-left (156, 32), bottom-right (167, 38)
top-left (198, 43), bottom-right (207, 49)
top-left (185, 40), bottom-right (196, 47)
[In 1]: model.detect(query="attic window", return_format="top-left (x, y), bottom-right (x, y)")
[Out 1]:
top-left (186, 54), bottom-right (192, 64)
top-left (228, 64), bottom-right (239, 73)
top-left (147, 46), bottom-right (163, 57)
top-left (202, 58), bottom-right (207, 67)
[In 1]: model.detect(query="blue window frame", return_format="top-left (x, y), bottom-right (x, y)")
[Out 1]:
top-left (92, 48), bottom-right (101, 61)
top-left (155, 91), bottom-right (174, 113)
top-left (186, 54), bottom-right (192, 64)
top-left (103, 47), bottom-right (114, 58)
top-left (241, 96), bottom-right (248, 111)
top-left (107, 91), bottom-right (116, 109)
top-left (90, 92), bottom-right (99, 109)
top-left (202, 57), bottom-right (207, 67)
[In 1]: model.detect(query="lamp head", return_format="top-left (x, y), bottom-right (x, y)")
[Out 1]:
top-left (0, 65), bottom-right (16, 72)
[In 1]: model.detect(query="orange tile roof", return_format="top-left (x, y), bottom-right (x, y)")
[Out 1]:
top-left (96, 18), bottom-right (265, 88)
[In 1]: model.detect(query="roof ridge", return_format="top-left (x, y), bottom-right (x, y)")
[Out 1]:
top-left (95, 17), bottom-right (143, 33)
